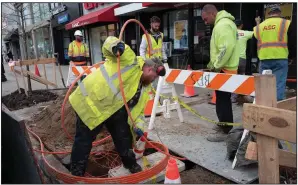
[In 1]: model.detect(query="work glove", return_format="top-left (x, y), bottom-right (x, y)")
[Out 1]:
top-left (134, 127), bottom-right (144, 137)
top-left (112, 42), bottom-right (125, 56)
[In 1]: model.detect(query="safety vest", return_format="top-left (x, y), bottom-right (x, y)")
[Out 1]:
top-left (68, 41), bottom-right (90, 65)
top-left (69, 36), bottom-right (149, 142)
top-left (142, 32), bottom-right (163, 59)
top-left (254, 17), bottom-right (290, 60)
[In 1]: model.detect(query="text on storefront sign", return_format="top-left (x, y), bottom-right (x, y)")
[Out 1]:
top-left (83, 3), bottom-right (104, 10)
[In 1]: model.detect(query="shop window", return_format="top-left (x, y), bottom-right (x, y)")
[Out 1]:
top-left (108, 24), bottom-right (116, 36)
top-left (35, 26), bottom-right (52, 58)
top-left (168, 9), bottom-right (188, 51)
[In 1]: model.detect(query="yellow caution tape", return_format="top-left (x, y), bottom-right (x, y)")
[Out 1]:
top-left (151, 88), bottom-right (241, 126)
top-left (142, 156), bottom-right (156, 183)
top-left (284, 141), bottom-right (293, 153)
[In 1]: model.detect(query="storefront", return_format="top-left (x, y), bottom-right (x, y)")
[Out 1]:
top-left (65, 3), bottom-right (119, 64)
top-left (51, 3), bottom-right (82, 65)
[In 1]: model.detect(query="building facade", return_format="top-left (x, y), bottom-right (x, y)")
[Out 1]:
top-left (65, 3), bottom-right (120, 64)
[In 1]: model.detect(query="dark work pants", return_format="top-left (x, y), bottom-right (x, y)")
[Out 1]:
top-left (70, 106), bottom-right (136, 176)
top-left (215, 90), bottom-right (233, 134)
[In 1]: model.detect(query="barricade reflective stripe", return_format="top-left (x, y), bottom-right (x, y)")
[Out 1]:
top-left (100, 65), bottom-right (122, 100)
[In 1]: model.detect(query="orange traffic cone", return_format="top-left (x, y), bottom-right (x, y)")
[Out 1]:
top-left (144, 91), bottom-right (154, 117)
top-left (133, 132), bottom-right (148, 160)
top-left (35, 64), bottom-right (41, 77)
top-left (164, 158), bottom-right (181, 184)
top-left (209, 91), bottom-right (216, 105)
top-left (180, 65), bottom-right (198, 98)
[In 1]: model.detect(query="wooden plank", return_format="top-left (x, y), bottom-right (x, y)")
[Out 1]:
top-left (26, 71), bottom-right (58, 88)
top-left (243, 104), bottom-right (296, 143)
top-left (253, 74), bottom-right (279, 184)
top-left (15, 58), bottom-right (56, 66)
top-left (279, 150), bottom-right (297, 168)
top-left (277, 97), bottom-right (296, 111)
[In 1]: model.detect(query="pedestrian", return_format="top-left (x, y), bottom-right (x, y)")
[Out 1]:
top-left (2, 54), bottom-right (8, 82)
top-left (231, 19), bottom-right (258, 103)
top-left (201, 4), bottom-right (240, 142)
top-left (140, 16), bottom-right (168, 62)
top-left (254, 6), bottom-right (293, 101)
top-left (69, 36), bottom-right (166, 176)
top-left (68, 30), bottom-right (90, 66)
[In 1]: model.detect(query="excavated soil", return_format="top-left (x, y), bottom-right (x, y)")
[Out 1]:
top-left (27, 94), bottom-right (114, 159)
top-left (2, 88), bottom-right (58, 111)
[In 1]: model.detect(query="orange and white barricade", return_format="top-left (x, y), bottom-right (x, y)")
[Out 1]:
top-left (148, 63), bottom-right (184, 130)
top-left (149, 67), bottom-right (262, 130)
top-left (66, 62), bottom-right (102, 87)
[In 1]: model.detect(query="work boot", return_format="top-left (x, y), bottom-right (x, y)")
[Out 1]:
top-left (207, 133), bottom-right (227, 142)
top-left (125, 163), bottom-right (142, 174)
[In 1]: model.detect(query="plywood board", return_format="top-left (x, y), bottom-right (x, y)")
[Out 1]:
top-left (146, 103), bottom-right (258, 184)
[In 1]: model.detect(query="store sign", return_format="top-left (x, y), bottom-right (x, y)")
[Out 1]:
top-left (58, 14), bottom-right (69, 24)
top-left (52, 4), bottom-right (67, 16)
top-left (264, 3), bottom-right (293, 20)
top-left (83, 3), bottom-right (104, 10)
top-left (71, 21), bottom-right (89, 29)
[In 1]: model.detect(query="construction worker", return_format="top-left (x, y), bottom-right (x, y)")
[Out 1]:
top-left (201, 4), bottom-right (240, 142)
top-left (231, 19), bottom-right (258, 103)
top-left (254, 6), bottom-right (292, 101)
top-left (140, 16), bottom-right (167, 62)
top-left (68, 36), bottom-right (166, 176)
top-left (68, 30), bottom-right (90, 66)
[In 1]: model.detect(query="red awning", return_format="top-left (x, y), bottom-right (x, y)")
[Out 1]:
top-left (142, 3), bottom-right (187, 8)
top-left (65, 3), bottom-right (119, 30)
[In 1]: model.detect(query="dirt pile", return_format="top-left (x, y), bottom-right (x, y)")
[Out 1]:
top-left (2, 88), bottom-right (58, 111)
top-left (28, 94), bottom-right (114, 158)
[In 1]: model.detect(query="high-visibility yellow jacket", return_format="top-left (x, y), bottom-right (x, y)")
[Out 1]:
top-left (253, 17), bottom-right (290, 60)
top-left (68, 41), bottom-right (90, 64)
top-left (69, 36), bottom-right (150, 142)
top-left (142, 32), bottom-right (163, 59)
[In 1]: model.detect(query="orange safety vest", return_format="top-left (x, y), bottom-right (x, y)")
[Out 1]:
top-left (68, 41), bottom-right (90, 65)
top-left (254, 17), bottom-right (290, 60)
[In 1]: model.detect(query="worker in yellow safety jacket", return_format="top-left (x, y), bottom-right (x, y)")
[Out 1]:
top-left (68, 30), bottom-right (90, 66)
top-left (140, 16), bottom-right (167, 62)
top-left (253, 6), bottom-right (292, 101)
top-left (202, 4), bottom-right (240, 142)
top-left (68, 36), bottom-right (166, 176)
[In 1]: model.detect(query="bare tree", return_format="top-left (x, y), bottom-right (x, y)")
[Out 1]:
top-left (2, 2), bottom-right (49, 92)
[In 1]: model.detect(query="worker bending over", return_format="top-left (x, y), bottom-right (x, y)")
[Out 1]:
top-left (68, 30), bottom-right (90, 66)
top-left (68, 36), bottom-right (166, 176)
top-left (202, 4), bottom-right (240, 142)
top-left (254, 6), bottom-right (293, 101)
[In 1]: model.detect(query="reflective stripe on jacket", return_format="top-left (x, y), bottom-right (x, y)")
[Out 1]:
top-left (68, 41), bottom-right (90, 62)
top-left (69, 36), bottom-right (150, 143)
top-left (142, 33), bottom-right (163, 59)
top-left (253, 17), bottom-right (290, 60)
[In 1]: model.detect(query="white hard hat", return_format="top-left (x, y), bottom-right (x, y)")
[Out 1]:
top-left (74, 30), bottom-right (83, 37)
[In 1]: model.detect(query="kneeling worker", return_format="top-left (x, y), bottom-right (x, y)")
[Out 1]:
top-left (68, 36), bottom-right (166, 176)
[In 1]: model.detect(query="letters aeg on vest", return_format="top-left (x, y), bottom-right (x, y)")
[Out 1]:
top-left (263, 24), bottom-right (276, 31)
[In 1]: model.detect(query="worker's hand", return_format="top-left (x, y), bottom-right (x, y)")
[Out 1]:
top-left (255, 16), bottom-right (261, 24)
top-left (134, 127), bottom-right (144, 137)
top-left (112, 42), bottom-right (125, 56)
top-left (207, 62), bottom-right (214, 71)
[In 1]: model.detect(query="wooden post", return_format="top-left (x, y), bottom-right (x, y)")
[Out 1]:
top-left (12, 68), bottom-right (22, 94)
top-left (254, 74), bottom-right (279, 183)
top-left (19, 61), bottom-right (29, 97)
top-left (43, 64), bottom-right (48, 89)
